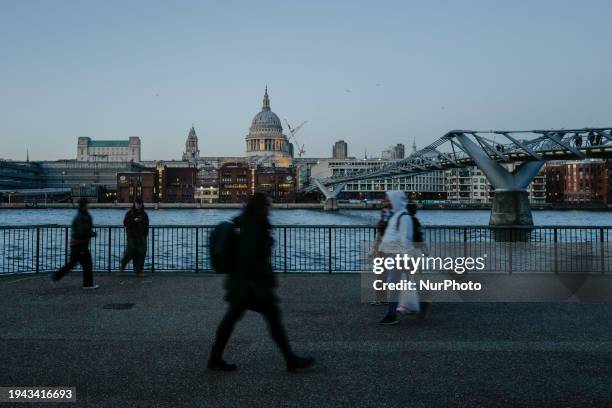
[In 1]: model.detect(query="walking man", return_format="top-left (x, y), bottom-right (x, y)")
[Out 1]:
top-left (51, 198), bottom-right (98, 289)
top-left (208, 192), bottom-right (315, 372)
top-left (120, 197), bottom-right (149, 277)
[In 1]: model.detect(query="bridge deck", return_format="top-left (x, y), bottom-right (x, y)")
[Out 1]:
top-left (1, 273), bottom-right (611, 407)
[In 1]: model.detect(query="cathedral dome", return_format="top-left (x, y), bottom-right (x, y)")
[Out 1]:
top-left (248, 87), bottom-right (283, 136)
top-left (251, 110), bottom-right (282, 130)
top-left (245, 87), bottom-right (293, 167)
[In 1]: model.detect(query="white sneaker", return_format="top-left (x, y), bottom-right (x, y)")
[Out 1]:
top-left (83, 284), bottom-right (99, 289)
top-left (396, 306), bottom-right (418, 318)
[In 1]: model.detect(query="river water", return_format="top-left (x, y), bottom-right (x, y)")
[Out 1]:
top-left (0, 208), bottom-right (609, 226)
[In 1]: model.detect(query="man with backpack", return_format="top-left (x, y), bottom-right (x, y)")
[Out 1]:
top-left (377, 191), bottom-right (428, 325)
top-left (207, 192), bottom-right (315, 372)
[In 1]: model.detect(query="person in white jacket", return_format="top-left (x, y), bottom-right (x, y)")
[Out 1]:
top-left (378, 191), bottom-right (422, 325)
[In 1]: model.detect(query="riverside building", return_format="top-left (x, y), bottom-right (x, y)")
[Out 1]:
top-left (445, 165), bottom-right (545, 204)
top-left (310, 158), bottom-right (446, 200)
top-left (77, 137), bottom-right (141, 162)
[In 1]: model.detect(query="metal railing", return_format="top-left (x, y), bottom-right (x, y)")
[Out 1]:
top-left (0, 225), bottom-right (610, 274)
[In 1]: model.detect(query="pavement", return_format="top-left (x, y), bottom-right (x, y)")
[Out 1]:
top-left (1, 272), bottom-right (611, 407)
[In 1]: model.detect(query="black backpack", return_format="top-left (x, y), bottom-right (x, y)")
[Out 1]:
top-left (209, 221), bottom-right (239, 274)
top-left (395, 212), bottom-right (424, 243)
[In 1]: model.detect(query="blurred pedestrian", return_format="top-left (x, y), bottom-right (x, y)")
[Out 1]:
top-left (120, 197), bottom-right (149, 277)
top-left (402, 202), bottom-right (429, 320)
top-left (208, 192), bottom-right (315, 372)
top-left (378, 192), bottom-right (424, 325)
top-left (51, 198), bottom-right (98, 289)
top-left (370, 201), bottom-right (392, 306)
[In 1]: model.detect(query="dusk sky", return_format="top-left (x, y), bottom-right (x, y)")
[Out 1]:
top-left (1, 0), bottom-right (611, 161)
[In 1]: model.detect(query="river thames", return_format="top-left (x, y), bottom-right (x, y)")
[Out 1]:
top-left (0, 208), bottom-right (609, 226)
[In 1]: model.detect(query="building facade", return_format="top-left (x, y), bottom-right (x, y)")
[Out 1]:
top-left (245, 88), bottom-right (293, 167)
top-left (77, 137), bottom-right (141, 162)
top-left (161, 167), bottom-right (197, 203)
top-left (218, 162), bottom-right (251, 203)
top-left (332, 140), bottom-right (348, 159)
top-left (254, 166), bottom-right (296, 203)
top-left (0, 161), bottom-right (42, 190)
top-left (445, 165), bottom-right (546, 204)
top-left (546, 160), bottom-right (611, 205)
top-left (381, 144), bottom-right (405, 160)
top-left (39, 160), bottom-right (142, 189)
top-left (310, 158), bottom-right (446, 200)
top-left (117, 172), bottom-right (158, 203)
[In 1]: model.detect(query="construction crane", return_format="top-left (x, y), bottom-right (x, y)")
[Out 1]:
top-left (285, 119), bottom-right (307, 157)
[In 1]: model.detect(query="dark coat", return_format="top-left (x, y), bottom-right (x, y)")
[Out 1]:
top-left (70, 209), bottom-right (95, 246)
top-left (224, 214), bottom-right (277, 307)
top-left (123, 208), bottom-right (149, 240)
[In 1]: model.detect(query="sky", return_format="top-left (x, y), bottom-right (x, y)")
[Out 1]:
top-left (1, 0), bottom-right (612, 161)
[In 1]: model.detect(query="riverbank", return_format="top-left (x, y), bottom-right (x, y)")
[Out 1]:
top-left (1, 202), bottom-right (610, 211)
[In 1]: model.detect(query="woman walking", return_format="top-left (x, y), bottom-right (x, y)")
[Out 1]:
top-left (208, 192), bottom-right (315, 372)
top-left (120, 197), bottom-right (149, 277)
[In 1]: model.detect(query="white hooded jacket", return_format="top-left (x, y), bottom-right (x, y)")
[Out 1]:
top-left (379, 191), bottom-right (415, 255)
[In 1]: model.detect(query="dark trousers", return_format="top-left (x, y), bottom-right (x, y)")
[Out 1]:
top-left (210, 301), bottom-right (293, 362)
top-left (54, 243), bottom-right (93, 287)
top-left (121, 238), bottom-right (147, 273)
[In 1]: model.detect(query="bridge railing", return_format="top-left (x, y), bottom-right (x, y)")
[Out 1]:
top-left (0, 225), bottom-right (610, 275)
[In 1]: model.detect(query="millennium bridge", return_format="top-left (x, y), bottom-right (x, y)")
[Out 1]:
top-left (308, 127), bottom-right (612, 225)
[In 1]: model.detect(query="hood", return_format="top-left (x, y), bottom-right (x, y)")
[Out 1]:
top-left (385, 191), bottom-right (407, 212)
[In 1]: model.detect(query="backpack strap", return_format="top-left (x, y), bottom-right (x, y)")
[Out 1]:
top-left (395, 211), bottom-right (408, 230)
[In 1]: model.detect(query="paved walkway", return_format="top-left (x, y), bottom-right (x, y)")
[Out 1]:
top-left (1, 273), bottom-right (611, 407)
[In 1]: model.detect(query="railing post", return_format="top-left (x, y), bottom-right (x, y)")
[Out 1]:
top-left (283, 227), bottom-right (287, 273)
top-left (107, 227), bottom-right (112, 272)
top-left (507, 233), bottom-right (512, 274)
top-left (328, 227), bottom-right (332, 274)
top-left (151, 227), bottom-right (155, 273)
top-left (64, 227), bottom-right (69, 263)
top-left (463, 227), bottom-right (468, 258)
top-left (553, 228), bottom-right (558, 274)
top-left (195, 227), bottom-right (199, 273)
top-left (35, 227), bottom-right (40, 274)
top-left (601, 228), bottom-right (605, 274)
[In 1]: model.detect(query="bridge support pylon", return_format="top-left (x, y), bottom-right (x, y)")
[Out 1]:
top-left (455, 134), bottom-right (544, 226)
top-left (313, 179), bottom-right (346, 211)
top-left (490, 190), bottom-right (533, 225)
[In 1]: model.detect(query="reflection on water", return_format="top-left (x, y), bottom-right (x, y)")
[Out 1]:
top-left (0, 208), bottom-right (610, 227)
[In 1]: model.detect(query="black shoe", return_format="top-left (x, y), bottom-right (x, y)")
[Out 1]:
top-left (286, 356), bottom-right (315, 372)
top-left (207, 358), bottom-right (237, 371)
top-left (378, 314), bottom-right (398, 325)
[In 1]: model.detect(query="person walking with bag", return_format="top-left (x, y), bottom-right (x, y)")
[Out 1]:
top-left (51, 198), bottom-right (98, 289)
top-left (208, 192), bottom-right (315, 372)
top-left (378, 191), bottom-right (424, 325)
top-left (120, 197), bottom-right (149, 277)
top-left (396, 202), bottom-right (430, 320)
